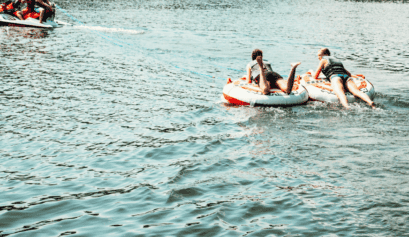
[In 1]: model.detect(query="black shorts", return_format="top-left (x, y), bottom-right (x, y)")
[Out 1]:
top-left (253, 71), bottom-right (283, 86)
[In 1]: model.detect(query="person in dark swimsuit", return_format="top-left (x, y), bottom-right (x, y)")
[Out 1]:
top-left (312, 48), bottom-right (375, 109)
top-left (34, 0), bottom-right (54, 23)
top-left (246, 49), bottom-right (301, 95)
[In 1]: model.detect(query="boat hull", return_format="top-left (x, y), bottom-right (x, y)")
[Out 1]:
top-left (0, 13), bottom-right (59, 28)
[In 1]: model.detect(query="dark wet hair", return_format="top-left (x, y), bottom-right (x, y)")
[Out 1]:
top-left (319, 48), bottom-right (331, 56)
top-left (251, 49), bottom-right (263, 60)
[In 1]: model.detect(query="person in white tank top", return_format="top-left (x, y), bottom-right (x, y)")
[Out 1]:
top-left (246, 49), bottom-right (301, 95)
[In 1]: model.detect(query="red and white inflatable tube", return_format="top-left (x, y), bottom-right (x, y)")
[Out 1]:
top-left (222, 77), bottom-right (308, 106)
top-left (300, 72), bottom-right (375, 103)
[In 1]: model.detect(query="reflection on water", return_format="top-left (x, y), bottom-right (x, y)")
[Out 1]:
top-left (1, 0), bottom-right (409, 236)
top-left (2, 27), bottom-right (50, 39)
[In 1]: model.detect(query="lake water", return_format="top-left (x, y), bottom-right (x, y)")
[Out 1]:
top-left (1, 0), bottom-right (409, 236)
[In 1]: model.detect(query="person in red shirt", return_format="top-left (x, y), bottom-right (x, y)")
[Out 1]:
top-left (15, 0), bottom-right (35, 20)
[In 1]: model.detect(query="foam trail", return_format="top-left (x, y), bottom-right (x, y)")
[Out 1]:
top-left (74, 25), bottom-right (144, 35)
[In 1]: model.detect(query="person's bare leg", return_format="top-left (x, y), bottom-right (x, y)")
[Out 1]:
top-left (331, 77), bottom-right (349, 109)
top-left (275, 62), bottom-right (301, 94)
top-left (51, 8), bottom-right (55, 20)
top-left (39, 9), bottom-right (44, 23)
top-left (16, 11), bottom-right (24, 20)
top-left (256, 56), bottom-right (270, 95)
top-left (286, 62), bottom-right (301, 94)
top-left (346, 80), bottom-right (376, 109)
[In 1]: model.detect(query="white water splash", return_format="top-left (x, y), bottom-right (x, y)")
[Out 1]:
top-left (74, 25), bottom-right (144, 35)
top-left (249, 98), bottom-right (256, 107)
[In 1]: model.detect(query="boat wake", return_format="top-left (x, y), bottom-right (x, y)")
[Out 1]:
top-left (74, 25), bottom-right (144, 34)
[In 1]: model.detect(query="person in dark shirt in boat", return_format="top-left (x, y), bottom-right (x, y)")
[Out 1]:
top-left (247, 49), bottom-right (301, 95)
top-left (1, 0), bottom-right (22, 15)
top-left (34, 0), bottom-right (54, 23)
top-left (14, 0), bottom-right (35, 21)
top-left (311, 48), bottom-right (375, 109)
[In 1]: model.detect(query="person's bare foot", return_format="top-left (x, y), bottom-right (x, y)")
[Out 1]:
top-left (291, 62), bottom-right (301, 68)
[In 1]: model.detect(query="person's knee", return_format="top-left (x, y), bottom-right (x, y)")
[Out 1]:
top-left (262, 89), bottom-right (270, 95)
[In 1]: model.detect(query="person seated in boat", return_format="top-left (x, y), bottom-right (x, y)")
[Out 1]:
top-left (0, 1), bottom-right (14, 13)
top-left (1, 0), bottom-right (21, 14)
top-left (311, 48), bottom-right (375, 109)
top-left (247, 49), bottom-right (301, 95)
top-left (34, 0), bottom-right (54, 24)
top-left (14, 0), bottom-right (35, 21)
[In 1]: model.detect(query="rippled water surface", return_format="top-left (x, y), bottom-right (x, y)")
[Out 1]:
top-left (1, 0), bottom-right (409, 236)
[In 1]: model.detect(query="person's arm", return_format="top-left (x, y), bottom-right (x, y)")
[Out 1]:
top-left (312, 59), bottom-right (326, 79)
top-left (247, 65), bottom-right (252, 84)
top-left (15, 11), bottom-right (24, 20)
top-left (45, 0), bottom-right (53, 9)
top-left (36, 0), bottom-right (52, 9)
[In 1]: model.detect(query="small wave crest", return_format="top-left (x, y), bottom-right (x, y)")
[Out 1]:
top-left (376, 92), bottom-right (409, 109)
top-left (74, 25), bottom-right (144, 34)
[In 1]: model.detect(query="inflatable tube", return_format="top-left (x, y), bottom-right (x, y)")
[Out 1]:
top-left (300, 72), bottom-right (375, 103)
top-left (222, 77), bottom-right (308, 106)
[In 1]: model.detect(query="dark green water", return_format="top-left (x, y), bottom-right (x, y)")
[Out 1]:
top-left (1, 0), bottom-right (409, 236)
